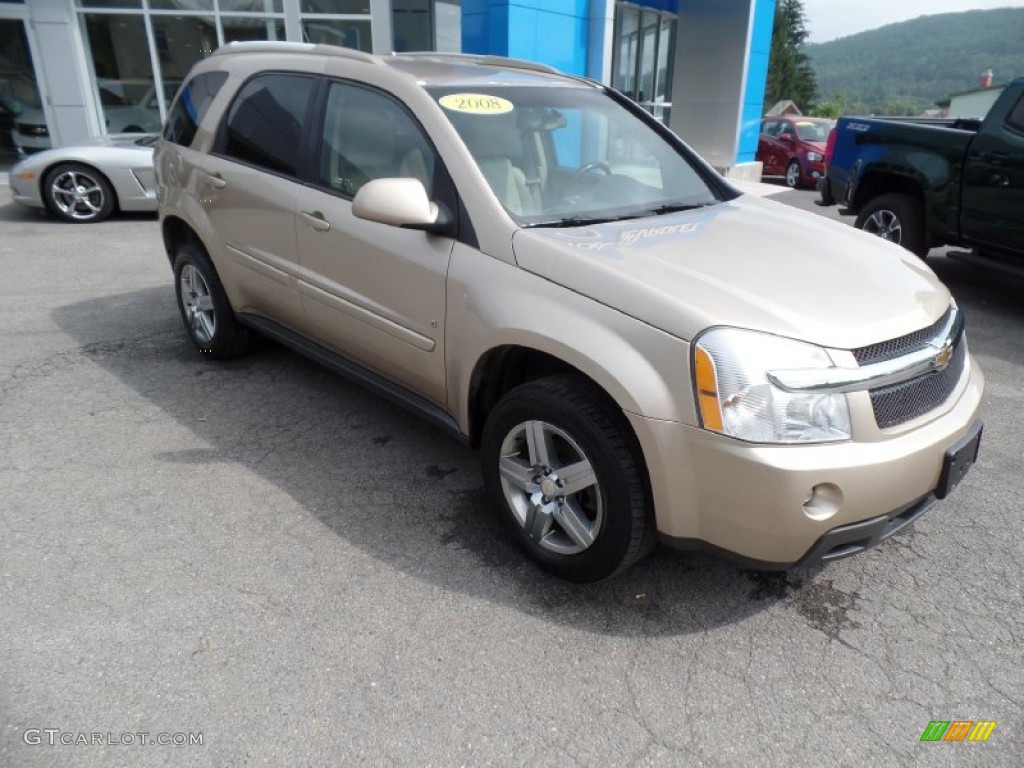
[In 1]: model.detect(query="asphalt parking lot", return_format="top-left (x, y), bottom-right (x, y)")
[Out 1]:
top-left (1, 183), bottom-right (1021, 767)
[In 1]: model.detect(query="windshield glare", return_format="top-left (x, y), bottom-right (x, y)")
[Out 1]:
top-left (427, 86), bottom-right (718, 225)
top-left (795, 120), bottom-right (833, 141)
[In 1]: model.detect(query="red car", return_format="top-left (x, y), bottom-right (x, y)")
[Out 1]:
top-left (757, 117), bottom-right (835, 188)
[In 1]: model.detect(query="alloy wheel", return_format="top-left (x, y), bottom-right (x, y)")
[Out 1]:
top-left (180, 264), bottom-right (217, 344)
top-left (862, 209), bottom-right (902, 244)
top-left (497, 420), bottom-right (604, 555)
top-left (50, 170), bottom-right (105, 221)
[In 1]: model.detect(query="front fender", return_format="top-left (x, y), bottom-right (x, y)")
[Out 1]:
top-left (445, 243), bottom-right (695, 433)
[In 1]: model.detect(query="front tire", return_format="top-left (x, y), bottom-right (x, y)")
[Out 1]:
top-left (173, 243), bottom-right (250, 359)
top-left (855, 193), bottom-right (928, 257)
top-left (481, 375), bottom-right (655, 582)
top-left (785, 160), bottom-right (803, 189)
top-left (43, 163), bottom-right (115, 223)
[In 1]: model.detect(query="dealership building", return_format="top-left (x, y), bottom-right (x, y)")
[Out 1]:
top-left (0, 0), bottom-right (774, 177)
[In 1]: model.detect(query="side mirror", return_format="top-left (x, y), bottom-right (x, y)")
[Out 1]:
top-left (780, 133), bottom-right (795, 143)
top-left (352, 178), bottom-right (451, 235)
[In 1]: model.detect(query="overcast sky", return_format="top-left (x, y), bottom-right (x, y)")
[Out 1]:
top-left (802, 0), bottom-right (1024, 43)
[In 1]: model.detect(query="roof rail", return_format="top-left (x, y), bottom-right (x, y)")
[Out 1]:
top-left (391, 51), bottom-right (560, 76)
top-left (211, 40), bottom-right (381, 66)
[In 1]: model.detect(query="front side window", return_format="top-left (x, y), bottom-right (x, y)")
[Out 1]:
top-left (163, 70), bottom-right (227, 147)
top-left (219, 74), bottom-right (316, 176)
top-left (318, 82), bottom-right (437, 198)
top-left (428, 85), bottom-right (720, 224)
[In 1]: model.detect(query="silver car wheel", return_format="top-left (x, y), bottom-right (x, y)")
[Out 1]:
top-left (179, 264), bottom-right (217, 344)
top-left (785, 161), bottom-right (801, 188)
top-left (862, 209), bottom-right (902, 243)
top-left (498, 420), bottom-right (604, 555)
top-left (49, 169), bottom-right (105, 221)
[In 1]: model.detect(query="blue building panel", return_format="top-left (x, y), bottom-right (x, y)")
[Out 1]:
top-left (463, 0), bottom-right (590, 75)
top-left (626, 0), bottom-right (680, 13)
top-left (738, 0), bottom-right (775, 162)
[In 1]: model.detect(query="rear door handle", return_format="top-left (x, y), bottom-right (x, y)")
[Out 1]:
top-left (984, 151), bottom-right (1010, 165)
top-left (205, 173), bottom-right (227, 188)
top-left (300, 210), bottom-right (330, 232)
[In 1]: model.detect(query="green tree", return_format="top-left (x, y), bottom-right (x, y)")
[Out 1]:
top-left (764, 0), bottom-right (818, 112)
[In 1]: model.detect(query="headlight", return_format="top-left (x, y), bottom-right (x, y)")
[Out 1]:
top-left (806, 151), bottom-right (823, 162)
top-left (693, 328), bottom-right (850, 444)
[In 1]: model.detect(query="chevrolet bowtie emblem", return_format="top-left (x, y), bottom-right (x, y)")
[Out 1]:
top-left (933, 343), bottom-right (954, 371)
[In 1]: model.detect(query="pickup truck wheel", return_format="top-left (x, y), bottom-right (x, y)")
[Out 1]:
top-left (785, 160), bottom-right (803, 188)
top-left (173, 243), bottom-right (250, 359)
top-left (481, 375), bottom-right (655, 582)
top-left (855, 193), bottom-right (928, 257)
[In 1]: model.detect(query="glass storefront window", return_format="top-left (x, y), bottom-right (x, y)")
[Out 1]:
top-left (219, 1), bottom-right (285, 11)
top-left (302, 19), bottom-right (371, 51)
top-left (149, 0), bottom-right (213, 9)
top-left (392, 0), bottom-right (430, 52)
top-left (150, 15), bottom-right (217, 98)
top-left (1, 19), bottom-right (48, 166)
top-left (222, 17), bottom-right (286, 43)
top-left (77, 1), bottom-right (143, 8)
top-left (612, 3), bottom-right (675, 125)
top-left (82, 13), bottom-right (160, 133)
top-left (301, 1), bottom-right (370, 13)
top-left (435, 0), bottom-right (460, 52)
top-left (615, 9), bottom-right (638, 98)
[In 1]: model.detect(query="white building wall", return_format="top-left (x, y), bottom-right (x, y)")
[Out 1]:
top-left (25, 0), bottom-right (99, 145)
top-left (668, 0), bottom-right (754, 173)
top-left (949, 88), bottom-right (1004, 120)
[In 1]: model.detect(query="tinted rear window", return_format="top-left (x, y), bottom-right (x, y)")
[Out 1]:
top-left (163, 71), bottom-right (228, 148)
top-left (219, 73), bottom-right (316, 176)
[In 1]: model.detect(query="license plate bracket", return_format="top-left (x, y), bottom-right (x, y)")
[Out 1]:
top-left (936, 421), bottom-right (983, 499)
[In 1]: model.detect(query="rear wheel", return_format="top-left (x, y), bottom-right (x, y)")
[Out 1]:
top-left (855, 193), bottom-right (928, 257)
top-left (173, 243), bottom-right (250, 359)
top-left (481, 375), bottom-right (655, 582)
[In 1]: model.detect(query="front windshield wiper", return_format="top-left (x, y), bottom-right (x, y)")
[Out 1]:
top-left (644, 201), bottom-right (715, 215)
top-left (523, 213), bottom-right (644, 229)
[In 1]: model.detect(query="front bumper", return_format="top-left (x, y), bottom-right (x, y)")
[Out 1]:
top-left (8, 170), bottom-right (44, 209)
top-left (628, 357), bottom-right (985, 565)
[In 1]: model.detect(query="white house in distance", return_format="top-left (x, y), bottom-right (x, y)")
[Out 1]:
top-left (937, 69), bottom-right (1010, 120)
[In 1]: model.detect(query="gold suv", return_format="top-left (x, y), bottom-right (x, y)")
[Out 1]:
top-left (155, 42), bottom-right (984, 581)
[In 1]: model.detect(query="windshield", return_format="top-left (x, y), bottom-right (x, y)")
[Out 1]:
top-left (794, 121), bottom-right (833, 141)
top-left (427, 85), bottom-right (720, 226)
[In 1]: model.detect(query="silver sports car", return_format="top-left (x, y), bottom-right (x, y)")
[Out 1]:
top-left (9, 134), bottom-right (158, 223)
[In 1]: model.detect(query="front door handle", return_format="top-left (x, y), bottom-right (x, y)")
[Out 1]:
top-left (300, 210), bottom-right (330, 232)
top-left (205, 173), bottom-right (227, 188)
top-left (983, 151), bottom-right (1010, 165)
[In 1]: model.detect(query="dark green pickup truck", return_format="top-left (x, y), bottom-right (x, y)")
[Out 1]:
top-left (819, 77), bottom-right (1024, 272)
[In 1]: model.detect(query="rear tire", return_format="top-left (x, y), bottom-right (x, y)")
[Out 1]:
top-left (855, 193), bottom-right (928, 258)
top-left (173, 243), bottom-right (250, 359)
top-left (481, 375), bottom-right (656, 582)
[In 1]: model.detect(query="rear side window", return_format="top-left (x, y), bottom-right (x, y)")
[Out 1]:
top-left (219, 74), bottom-right (316, 176)
top-left (163, 71), bottom-right (228, 147)
top-left (1006, 94), bottom-right (1024, 133)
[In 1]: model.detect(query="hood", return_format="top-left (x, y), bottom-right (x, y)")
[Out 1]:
top-left (511, 194), bottom-right (949, 350)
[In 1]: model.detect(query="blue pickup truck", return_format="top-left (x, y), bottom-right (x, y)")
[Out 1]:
top-left (819, 77), bottom-right (1024, 272)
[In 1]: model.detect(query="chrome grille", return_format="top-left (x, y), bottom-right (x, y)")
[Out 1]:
top-left (867, 335), bottom-right (966, 429)
top-left (853, 307), bottom-right (952, 366)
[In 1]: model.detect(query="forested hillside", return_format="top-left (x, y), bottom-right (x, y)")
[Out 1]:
top-left (807, 7), bottom-right (1024, 115)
